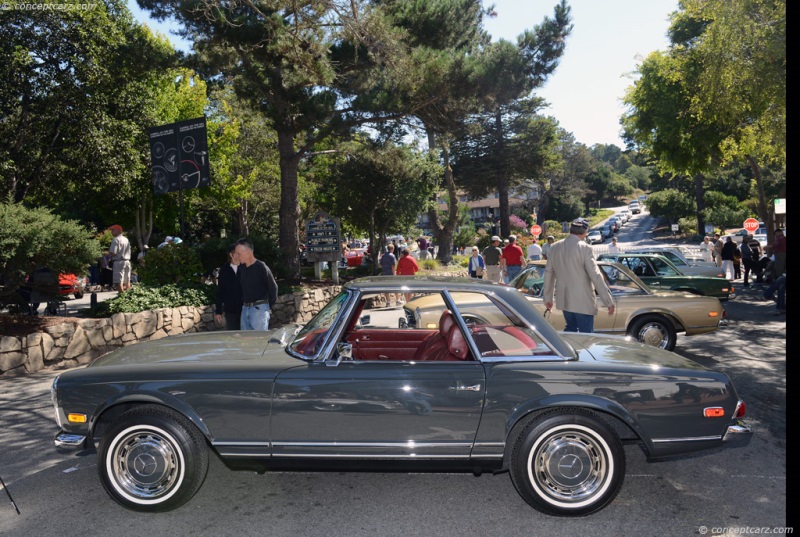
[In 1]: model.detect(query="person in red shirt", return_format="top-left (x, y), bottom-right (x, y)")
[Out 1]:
top-left (396, 248), bottom-right (419, 301)
top-left (502, 235), bottom-right (525, 283)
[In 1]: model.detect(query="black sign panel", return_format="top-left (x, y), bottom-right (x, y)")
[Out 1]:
top-left (148, 117), bottom-right (211, 195)
top-left (305, 212), bottom-right (341, 262)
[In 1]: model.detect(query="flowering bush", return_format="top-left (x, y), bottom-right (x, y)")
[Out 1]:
top-left (509, 214), bottom-right (528, 232)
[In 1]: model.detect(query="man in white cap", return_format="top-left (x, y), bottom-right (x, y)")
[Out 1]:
top-left (481, 235), bottom-right (505, 284)
top-left (542, 235), bottom-right (555, 260)
top-left (543, 217), bottom-right (615, 333)
top-left (158, 236), bottom-right (173, 248)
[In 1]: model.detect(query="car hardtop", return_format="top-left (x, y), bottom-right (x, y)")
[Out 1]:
top-left (597, 253), bottom-right (728, 281)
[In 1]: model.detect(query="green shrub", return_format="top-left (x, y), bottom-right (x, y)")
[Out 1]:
top-left (1, 201), bottom-right (100, 304)
top-left (450, 254), bottom-right (469, 268)
top-left (90, 283), bottom-right (215, 316)
top-left (137, 244), bottom-right (204, 285)
top-left (420, 259), bottom-right (439, 270)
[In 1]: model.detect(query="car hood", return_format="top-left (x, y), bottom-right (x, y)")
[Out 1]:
top-left (560, 333), bottom-right (711, 372)
top-left (88, 326), bottom-right (302, 368)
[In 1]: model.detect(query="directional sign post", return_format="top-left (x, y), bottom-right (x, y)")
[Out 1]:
top-left (305, 212), bottom-right (342, 283)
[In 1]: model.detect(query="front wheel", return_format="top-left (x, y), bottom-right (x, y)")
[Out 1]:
top-left (510, 412), bottom-right (625, 516)
top-left (98, 405), bottom-right (209, 512)
top-left (628, 314), bottom-right (677, 351)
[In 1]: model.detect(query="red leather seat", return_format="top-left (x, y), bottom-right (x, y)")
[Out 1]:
top-left (413, 310), bottom-right (455, 361)
top-left (443, 323), bottom-right (470, 360)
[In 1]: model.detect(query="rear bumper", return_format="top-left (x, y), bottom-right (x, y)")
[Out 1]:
top-left (722, 419), bottom-right (752, 448)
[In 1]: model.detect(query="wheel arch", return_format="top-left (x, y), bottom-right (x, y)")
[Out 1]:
top-left (501, 398), bottom-right (646, 470)
top-left (627, 310), bottom-right (685, 334)
top-left (91, 394), bottom-right (212, 447)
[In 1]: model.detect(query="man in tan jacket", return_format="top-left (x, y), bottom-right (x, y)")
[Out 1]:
top-left (543, 218), bottom-right (615, 333)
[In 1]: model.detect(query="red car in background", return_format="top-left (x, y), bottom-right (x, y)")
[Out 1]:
top-left (58, 273), bottom-right (88, 299)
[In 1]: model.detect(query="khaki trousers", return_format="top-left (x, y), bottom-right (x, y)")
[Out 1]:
top-left (485, 264), bottom-right (503, 284)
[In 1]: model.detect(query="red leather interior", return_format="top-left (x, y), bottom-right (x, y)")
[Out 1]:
top-left (445, 325), bottom-right (469, 360)
top-left (343, 310), bottom-right (473, 362)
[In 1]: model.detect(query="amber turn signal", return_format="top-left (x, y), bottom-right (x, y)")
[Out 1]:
top-left (703, 407), bottom-right (725, 418)
top-left (67, 413), bottom-right (87, 423)
top-left (708, 311), bottom-right (719, 317)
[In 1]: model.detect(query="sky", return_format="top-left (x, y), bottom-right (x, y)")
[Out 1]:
top-left (126, 0), bottom-right (678, 148)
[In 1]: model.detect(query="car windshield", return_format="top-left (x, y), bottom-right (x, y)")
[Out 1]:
top-left (650, 256), bottom-right (681, 276)
top-left (512, 266), bottom-right (546, 296)
top-left (599, 265), bottom-right (648, 295)
top-left (289, 291), bottom-right (350, 358)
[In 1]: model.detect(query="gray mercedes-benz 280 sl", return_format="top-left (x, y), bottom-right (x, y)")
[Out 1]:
top-left (52, 277), bottom-right (751, 516)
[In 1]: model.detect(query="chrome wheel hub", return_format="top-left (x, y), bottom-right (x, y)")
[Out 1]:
top-left (638, 323), bottom-right (668, 348)
top-left (532, 430), bottom-right (607, 502)
top-left (111, 430), bottom-right (180, 499)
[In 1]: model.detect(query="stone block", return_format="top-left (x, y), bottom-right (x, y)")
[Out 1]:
top-left (25, 345), bottom-right (44, 373)
top-left (132, 312), bottom-right (157, 339)
top-left (65, 327), bottom-right (91, 359)
top-left (150, 329), bottom-right (169, 341)
top-left (45, 343), bottom-right (65, 363)
top-left (0, 351), bottom-right (26, 372)
top-left (0, 336), bottom-right (22, 353)
top-left (121, 332), bottom-right (137, 343)
top-left (181, 317), bottom-right (193, 331)
top-left (112, 313), bottom-right (127, 339)
top-left (41, 332), bottom-right (55, 359)
top-left (102, 324), bottom-right (114, 343)
top-left (85, 326), bottom-right (107, 347)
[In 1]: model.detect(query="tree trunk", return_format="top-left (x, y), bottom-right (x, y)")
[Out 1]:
top-left (277, 129), bottom-right (302, 281)
top-left (747, 155), bottom-right (774, 246)
top-left (693, 173), bottom-right (706, 237)
top-left (423, 128), bottom-right (459, 265)
top-left (134, 192), bottom-right (154, 249)
top-left (494, 110), bottom-right (510, 238)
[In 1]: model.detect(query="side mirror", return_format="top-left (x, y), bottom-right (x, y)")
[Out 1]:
top-left (327, 342), bottom-right (352, 366)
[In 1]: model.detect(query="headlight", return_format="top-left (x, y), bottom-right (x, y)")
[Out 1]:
top-left (51, 375), bottom-right (62, 428)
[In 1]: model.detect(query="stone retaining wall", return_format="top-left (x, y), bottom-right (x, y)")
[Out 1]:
top-left (0, 286), bottom-right (342, 376)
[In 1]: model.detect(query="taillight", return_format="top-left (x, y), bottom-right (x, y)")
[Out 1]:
top-left (733, 400), bottom-right (746, 418)
top-left (703, 407), bottom-right (725, 418)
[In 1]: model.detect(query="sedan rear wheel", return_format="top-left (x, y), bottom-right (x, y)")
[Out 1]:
top-left (628, 314), bottom-right (677, 351)
top-left (510, 411), bottom-right (625, 516)
top-left (98, 405), bottom-right (208, 512)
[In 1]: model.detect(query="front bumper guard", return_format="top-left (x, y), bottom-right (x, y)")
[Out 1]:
top-left (54, 432), bottom-right (87, 449)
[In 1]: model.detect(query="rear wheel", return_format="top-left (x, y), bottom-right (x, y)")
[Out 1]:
top-left (510, 411), bottom-right (625, 516)
top-left (628, 314), bottom-right (677, 351)
top-left (98, 405), bottom-right (208, 512)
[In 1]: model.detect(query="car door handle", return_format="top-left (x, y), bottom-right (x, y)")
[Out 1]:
top-left (450, 384), bottom-right (482, 392)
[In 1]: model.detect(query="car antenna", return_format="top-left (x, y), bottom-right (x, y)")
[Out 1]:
top-left (0, 472), bottom-right (21, 514)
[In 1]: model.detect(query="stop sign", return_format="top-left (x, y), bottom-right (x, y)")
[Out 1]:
top-left (530, 224), bottom-right (542, 237)
top-left (743, 218), bottom-right (760, 232)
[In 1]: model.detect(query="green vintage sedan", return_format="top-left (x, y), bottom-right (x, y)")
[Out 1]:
top-left (52, 277), bottom-right (750, 517)
top-left (596, 253), bottom-right (734, 300)
top-left (507, 261), bottom-right (723, 351)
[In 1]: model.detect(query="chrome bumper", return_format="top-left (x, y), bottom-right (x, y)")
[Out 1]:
top-left (54, 432), bottom-right (87, 449)
top-left (722, 419), bottom-right (752, 448)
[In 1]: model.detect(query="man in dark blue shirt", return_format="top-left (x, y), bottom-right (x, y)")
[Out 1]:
top-left (234, 238), bottom-right (278, 330)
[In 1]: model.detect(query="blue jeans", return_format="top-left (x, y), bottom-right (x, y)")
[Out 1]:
top-left (506, 265), bottom-right (522, 283)
top-left (764, 275), bottom-right (786, 310)
top-left (241, 304), bottom-right (271, 330)
top-left (563, 311), bottom-right (595, 333)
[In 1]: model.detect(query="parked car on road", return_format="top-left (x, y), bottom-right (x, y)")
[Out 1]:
top-left (506, 262), bottom-right (724, 351)
top-left (586, 230), bottom-right (604, 244)
top-left (51, 277), bottom-right (751, 516)
top-left (628, 201), bottom-right (641, 214)
top-left (624, 246), bottom-right (725, 277)
top-left (597, 253), bottom-right (734, 300)
top-left (601, 224), bottom-right (614, 240)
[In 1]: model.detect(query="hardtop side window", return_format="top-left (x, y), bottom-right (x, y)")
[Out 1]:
top-left (289, 291), bottom-right (350, 358)
top-left (448, 291), bottom-right (554, 359)
top-left (651, 256), bottom-right (679, 276)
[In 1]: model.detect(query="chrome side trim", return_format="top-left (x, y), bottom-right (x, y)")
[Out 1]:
top-left (213, 441), bottom-right (271, 447)
top-left (651, 435), bottom-right (720, 444)
top-left (265, 453), bottom-right (473, 459)
top-left (273, 442), bottom-right (473, 448)
top-left (54, 433), bottom-right (86, 448)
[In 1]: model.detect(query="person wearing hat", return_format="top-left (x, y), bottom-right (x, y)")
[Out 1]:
top-left (542, 235), bottom-right (555, 260)
top-left (215, 243), bottom-right (244, 330)
top-left (543, 218), bottom-right (615, 333)
top-left (482, 235), bottom-right (505, 284)
top-left (502, 234), bottom-right (525, 283)
top-left (108, 224), bottom-right (132, 293)
top-left (158, 236), bottom-right (174, 248)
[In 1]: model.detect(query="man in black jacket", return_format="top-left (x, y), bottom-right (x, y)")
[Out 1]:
top-left (235, 238), bottom-right (279, 330)
top-left (214, 244), bottom-right (244, 330)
